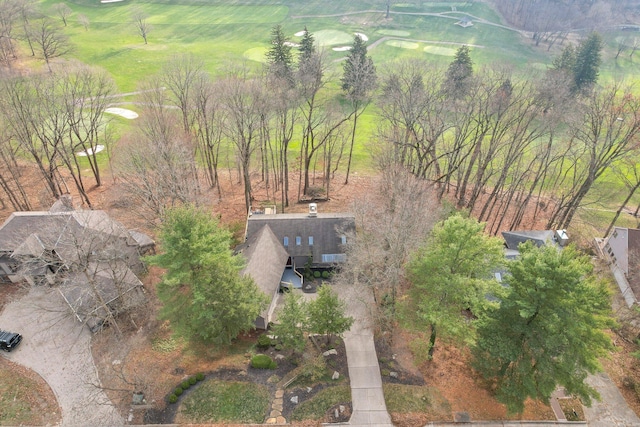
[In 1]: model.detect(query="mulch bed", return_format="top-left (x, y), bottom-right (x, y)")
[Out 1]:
top-left (146, 337), bottom-right (349, 424)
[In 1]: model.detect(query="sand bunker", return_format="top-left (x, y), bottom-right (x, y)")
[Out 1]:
top-left (354, 32), bottom-right (369, 41)
top-left (332, 46), bottom-right (352, 52)
top-left (76, 145), bottom-right (105, 157)
top-left (294, 31), bottom-right (306, 37)
top-left (105, 107), bottom-right (138, 119)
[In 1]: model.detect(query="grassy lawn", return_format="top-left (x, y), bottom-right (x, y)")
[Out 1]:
top-left (177, 380), bottom-right (270, 424)
top-left (290, 384), bottom-right (351, 421)
top-left (0, 360), bottom-right (60, 426)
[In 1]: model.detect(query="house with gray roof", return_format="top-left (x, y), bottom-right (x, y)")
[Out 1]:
top-left (244, 203), bottom-right (355, 269)
top-left (0, 196), bottom-right (154, 332)
top-left (600, 227), bottom-right (640, 307)
top-left (494, 229), bottom-right (569, 285)
top-left (239, 203), bottom-right (355, 328)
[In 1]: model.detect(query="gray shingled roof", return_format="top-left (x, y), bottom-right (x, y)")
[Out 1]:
top-left (58, 261), bottom-right (145, 332)
top-left (240, 225), bottom-right (289, 298)
top-left (245, 213), bottom-right (355, 263)
top-left (239, 225), bottom-right (289, 326)
top-left (501, 230), bottom-right (556, 250)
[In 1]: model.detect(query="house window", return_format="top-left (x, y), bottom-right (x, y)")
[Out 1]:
top-left (322, 254), bottom-right (346, 263)
top-left (340, 235), bottom-right (347, 245)
top-left (309, 236), bottom-right (314, 246)
top-left (283, 236), bottom-right (289, 246)
top-left (296, 236), bottom-right (301, 246)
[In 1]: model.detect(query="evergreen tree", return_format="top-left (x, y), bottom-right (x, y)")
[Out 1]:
top-left (271, 292), bottom-right (308, 353)
top-left (407, 214), bottom-right (503, 358)
top-left (572, 32), bottom-right (603, 92)
top-left (552, 43), bottom-right (576, 73)
top-left (266, 24), bottom-right (294, 84)
top-left (149, 205), bottom-right (268, 345)
top-left (444, 45), bottom-right (473, 99)
top-left (307, 285), bottom-right (354, 344)
top-left (341, 34), bottom-right (376, 184)
top-left (473, 242), bottom-right (612, 414)
top-left (298, 26), bottom-right (315, 66)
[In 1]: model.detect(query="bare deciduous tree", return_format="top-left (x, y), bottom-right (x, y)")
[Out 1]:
top-left (334, 149), bottom-right (440, 340)
top-left (115, 81), bottom-right (200, 223)
top-left (547, 83), bottom-right (640, 229)
top-left (30, 17), bottom-right (71, 72)
top-left (219, 65), bottom-right (268, 213)
top-left (77, 13), bottom-right (89, 31)
top-left (51, 2), bottom-right (71, 27)
top-left (131, 8), bottom-right (150, 45)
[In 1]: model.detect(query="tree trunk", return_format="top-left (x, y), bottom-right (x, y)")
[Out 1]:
top-left (428, 323), bottom-right (437, 359)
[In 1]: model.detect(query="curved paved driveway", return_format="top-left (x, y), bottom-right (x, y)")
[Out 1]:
top-left (0, 286), bottom-right (123, 427)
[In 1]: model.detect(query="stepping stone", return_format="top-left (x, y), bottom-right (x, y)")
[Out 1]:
top-left (270, 410), bottom-right (281, 417)
top-left (266, 417), bottom-right (277, 424)
top-left (274, 398), bottom-right (283, 405)
top-left (273, 403), bottom-right (283, 411)
top-left (275, 390), bottom-right (284, 398)
top-left (276, 416), bottom-right (286, 423)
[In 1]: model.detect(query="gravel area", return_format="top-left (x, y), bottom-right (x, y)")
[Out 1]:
top-left (0, 286), bottom-right (124, 427)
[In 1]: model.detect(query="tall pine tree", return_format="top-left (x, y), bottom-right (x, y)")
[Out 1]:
top-left (266, 24), bottom-right (294, 85)
top-left (444, 45), bottom-right (473, 99)
top-left (473, 242), bottom-right (612, 414)
top-left (341, 34), bottom-right (376, 184)
top-left (572, 32), bottom-right (603, 92)
top-left (149, 205), bottom-right (268, 345)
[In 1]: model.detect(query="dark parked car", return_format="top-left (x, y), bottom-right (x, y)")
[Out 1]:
top-left (0, 330), bottom-right (22, 352)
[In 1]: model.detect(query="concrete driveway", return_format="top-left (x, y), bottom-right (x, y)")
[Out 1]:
top-left (0, 286), bottom-right (123, 427)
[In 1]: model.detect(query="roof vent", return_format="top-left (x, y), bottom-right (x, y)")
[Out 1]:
top-left (309, 203), bottom-right (317, 217)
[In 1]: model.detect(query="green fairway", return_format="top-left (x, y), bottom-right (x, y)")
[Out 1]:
top-left (25, 0), bottom-right (640, 201)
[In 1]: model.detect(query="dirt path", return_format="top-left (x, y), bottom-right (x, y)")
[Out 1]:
top-left (0, 286), bottom-right (124, 427)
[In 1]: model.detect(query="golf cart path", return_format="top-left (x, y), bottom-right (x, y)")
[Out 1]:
top-left (0, 286), bottom-right (123, 427)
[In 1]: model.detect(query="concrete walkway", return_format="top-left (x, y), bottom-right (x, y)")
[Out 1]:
top-left (584, 372), bottom-right (640, 427)
top-left (330, 282), bottom-right (393, 427)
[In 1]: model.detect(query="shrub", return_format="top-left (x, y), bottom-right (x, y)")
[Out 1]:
top-left (257, 334), bottom-right (272, 349)
top-left (252, 354), bottom-right (277, 369)
top-left (196, 372), bottom-right (205, 381)
top-left (321, 271), bottom-right (330, 279)
top-left (274, 344), bottom-right (283, 351)
top-left (313, 271), bottom-right (321, 278)
top-left (168, 393), bottom-right (178, 404)
top-left (298, 354), bottom-right (327, 383)
top-left (181, 380), bottom-right (191, 389)
top-left (189, 376), bottom-right (197, 385)
top-left (174, 386), bottom-right (183, 396)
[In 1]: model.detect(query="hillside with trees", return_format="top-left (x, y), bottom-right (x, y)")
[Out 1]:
top-left (1, 0), bottom-right (640, 424)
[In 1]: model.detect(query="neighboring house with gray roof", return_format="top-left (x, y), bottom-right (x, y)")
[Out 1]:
top-left (494, 229), bottom-right (569, 286)
top-left (502, 230), bottom-right (568, 252)
top-left (239, 204), bottom-right (355, 328)
top-left (0, 196), bottom-right (154, 332)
